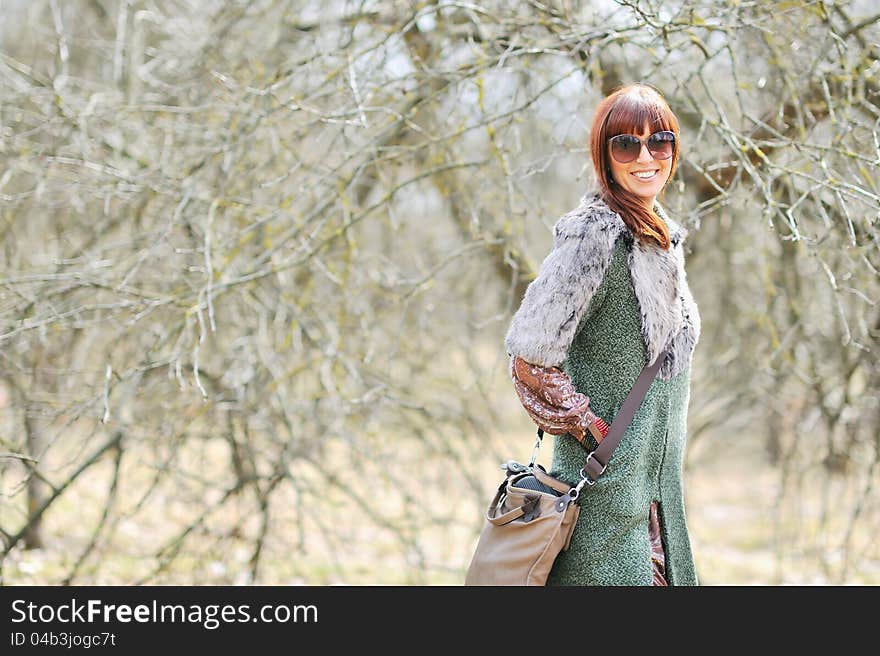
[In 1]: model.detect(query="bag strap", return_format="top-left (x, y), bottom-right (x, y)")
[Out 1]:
top-left (536, 347), bottom-right (669, 488)
top-left (580, 348), bottom-right (668, 483)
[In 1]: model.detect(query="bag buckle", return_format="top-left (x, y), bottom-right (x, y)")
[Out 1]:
top-left (576, 451), bottom-right (606, 491)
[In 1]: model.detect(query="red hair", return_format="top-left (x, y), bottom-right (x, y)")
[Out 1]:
top-left (589, 84), bottom-right (681, 250)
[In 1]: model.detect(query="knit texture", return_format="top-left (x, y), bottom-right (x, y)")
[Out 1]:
top-left (548, 237), bottom-right (697, 585)
top-left (505, 192), bottom-right (700, 586)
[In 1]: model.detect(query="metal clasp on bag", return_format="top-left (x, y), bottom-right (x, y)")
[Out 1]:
top-left (567, 477), bottom-right (590, 503)
top-left (574, 451), bottom-right (606, 494)
top-left (527, 431), bottom-right (543, 468)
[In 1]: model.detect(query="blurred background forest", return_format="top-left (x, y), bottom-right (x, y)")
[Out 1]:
top-left (1, 0), bottom-right (878, 585)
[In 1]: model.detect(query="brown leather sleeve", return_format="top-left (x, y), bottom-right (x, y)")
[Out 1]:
top-left (510, 357), bottom-right (605, 444)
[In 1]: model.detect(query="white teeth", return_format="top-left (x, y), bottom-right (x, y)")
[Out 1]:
top-left (633, 171), bottom-right (658, 179)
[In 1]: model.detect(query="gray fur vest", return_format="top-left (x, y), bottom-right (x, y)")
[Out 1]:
top-left (505, 191), bottom-right (700, 381)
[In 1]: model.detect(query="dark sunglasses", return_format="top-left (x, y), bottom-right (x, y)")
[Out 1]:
top-left (608, 130), bottom-right (676, 164)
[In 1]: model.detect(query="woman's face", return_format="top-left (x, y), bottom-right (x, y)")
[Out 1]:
top-left (607, 124), bottom-right (673, 208)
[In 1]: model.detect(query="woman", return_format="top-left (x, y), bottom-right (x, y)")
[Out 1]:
top-left (504, 83), bottom-right (701, 585)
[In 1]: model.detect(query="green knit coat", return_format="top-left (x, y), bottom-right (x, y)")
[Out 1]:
top-left (504, 191), bottom-right (701, 586)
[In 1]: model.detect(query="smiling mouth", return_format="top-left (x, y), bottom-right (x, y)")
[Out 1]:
top-left (631, 170), bottom-right (659, 180)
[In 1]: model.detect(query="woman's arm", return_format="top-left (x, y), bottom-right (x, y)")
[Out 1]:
top-left (503, 201), bottom-right (621, 445)
top-left (510, 356), bottom-right (608, 445)
top-left (504, 208), bottom-right (617, 368)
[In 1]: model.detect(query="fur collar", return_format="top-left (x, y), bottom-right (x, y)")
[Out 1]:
top-left (505, 191), bottom-right (700, 381)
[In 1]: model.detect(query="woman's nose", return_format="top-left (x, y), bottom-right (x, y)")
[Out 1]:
top-left (636, 142), bottom-right (654, 162)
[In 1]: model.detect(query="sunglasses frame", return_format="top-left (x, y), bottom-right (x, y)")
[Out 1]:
top-left (608, 130), bottom-right (676, 164)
